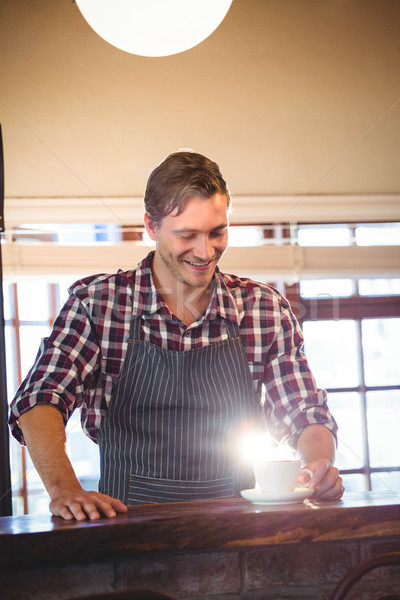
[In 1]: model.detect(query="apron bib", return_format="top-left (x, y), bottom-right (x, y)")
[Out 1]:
top-left (98, 316), bottom-right (260, 504)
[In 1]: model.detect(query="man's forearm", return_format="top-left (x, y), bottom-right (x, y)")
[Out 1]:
top-left (18, 404), bottom-right (127, 520)
top-left (18, 404), bottom-right (82, 499)
top-left (297, 424), bottom-right (336, 465)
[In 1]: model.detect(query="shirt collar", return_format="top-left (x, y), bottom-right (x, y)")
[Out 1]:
top-left (206, 267), bottom-right (241, 326)
top-left (131, 251), bottom-right (240, 326)
top-left (131, 251), bottom-right (161, 315)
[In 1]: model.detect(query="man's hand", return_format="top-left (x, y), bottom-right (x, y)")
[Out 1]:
top-left (301, 458), bottom-right (344, 500)
top-left (49, 487), bottom-right (127, 521)
top-left (297, 424), bottom-right (344, 500)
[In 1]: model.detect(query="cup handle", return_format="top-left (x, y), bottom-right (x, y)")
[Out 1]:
top-left (297, 468), bottom-right (314, 488)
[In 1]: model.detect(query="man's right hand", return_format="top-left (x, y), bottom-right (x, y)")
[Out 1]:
top-left (49, 487), bottom-right (127, 521)
top-left (19, 405), bottom-right (127, 521)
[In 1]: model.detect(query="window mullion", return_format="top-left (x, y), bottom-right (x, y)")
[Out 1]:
top-left (357, 318), bottom-right (371, 491)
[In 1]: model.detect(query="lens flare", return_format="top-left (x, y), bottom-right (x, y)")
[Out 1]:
top-left (239, 432), bottom-right (296, 464)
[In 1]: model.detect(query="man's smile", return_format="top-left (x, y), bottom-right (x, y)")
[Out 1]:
top-left (182, 257), bottom-right (217, 270)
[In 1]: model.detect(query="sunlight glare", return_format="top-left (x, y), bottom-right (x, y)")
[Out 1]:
top-left (239, 432), bottom-right (296, 464)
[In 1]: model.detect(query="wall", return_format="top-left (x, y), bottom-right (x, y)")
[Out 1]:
top-left (0, 0), bottom-right (399, 204)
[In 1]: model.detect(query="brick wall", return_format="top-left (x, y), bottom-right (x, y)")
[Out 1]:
top-left (2, 537), bottom-right (400, 600)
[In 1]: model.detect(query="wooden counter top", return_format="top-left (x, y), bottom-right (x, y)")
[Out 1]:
top-left (1, 491), bottom-right (399, 571)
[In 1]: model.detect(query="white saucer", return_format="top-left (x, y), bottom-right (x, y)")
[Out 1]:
top-left (241, 487), bottom-right (315, 505)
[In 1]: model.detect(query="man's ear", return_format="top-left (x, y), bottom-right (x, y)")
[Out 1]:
top-left (144, 213), bottom-right (158, 241)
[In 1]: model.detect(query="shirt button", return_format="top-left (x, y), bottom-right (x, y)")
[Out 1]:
top-left (184, 330), bottom-right (191, 336)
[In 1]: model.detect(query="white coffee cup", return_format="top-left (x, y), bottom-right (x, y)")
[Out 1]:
top-left (253, 459), bottom-right (314, 494)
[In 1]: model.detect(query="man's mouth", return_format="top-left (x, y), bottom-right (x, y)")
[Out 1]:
top-left (183, 258), bottom-right (215, 269)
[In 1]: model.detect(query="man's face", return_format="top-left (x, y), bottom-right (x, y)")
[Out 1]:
top-left (146, 193), bottom-right (229, 292)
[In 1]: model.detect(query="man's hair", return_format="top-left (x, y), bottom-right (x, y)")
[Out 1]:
top-left (144, 150), bottom-right (231, 224)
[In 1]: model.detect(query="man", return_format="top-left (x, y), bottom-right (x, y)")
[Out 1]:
top-left (9, 150), bottom-right (344, 520)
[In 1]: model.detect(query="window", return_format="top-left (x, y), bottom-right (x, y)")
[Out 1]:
top-left (297, 222), bottom-right (400, 248)
top-left (292, 279), bottom-right (400, 493)
top-left (3, 220), bottom-right (400, 513)
top-left (276, 222), bottom-right (400, 493)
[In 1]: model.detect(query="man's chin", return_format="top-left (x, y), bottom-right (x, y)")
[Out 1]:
top-left (177, 269), bottom-right (214, 289)
top-left (180, 274), bottom-right (212, 289)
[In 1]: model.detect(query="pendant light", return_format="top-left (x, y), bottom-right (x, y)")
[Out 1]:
top-left (75, 0), bottom-right (233, 57)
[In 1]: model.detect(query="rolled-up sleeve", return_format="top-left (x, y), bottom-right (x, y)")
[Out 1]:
top-left (8, 293), bottom-right (101, 445)
top-left (262, 294), bottom-right (338, 448)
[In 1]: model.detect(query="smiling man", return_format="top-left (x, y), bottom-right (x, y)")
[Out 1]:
top-left (9, 150), bottom-right (344, 520)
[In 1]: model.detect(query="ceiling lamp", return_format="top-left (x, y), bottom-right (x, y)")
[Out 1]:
top-left (75, 0), bottom-right (233, 57)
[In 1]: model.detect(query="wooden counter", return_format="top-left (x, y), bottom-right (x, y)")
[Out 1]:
top-left (1, 491), bottom-right (400, 599)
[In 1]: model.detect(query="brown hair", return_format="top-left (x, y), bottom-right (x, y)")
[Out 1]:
top-left (144, 150), bottom-right (231, 224)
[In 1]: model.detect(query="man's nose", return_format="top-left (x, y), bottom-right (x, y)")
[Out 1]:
top-left (193, 236), bottom-right (214, 260)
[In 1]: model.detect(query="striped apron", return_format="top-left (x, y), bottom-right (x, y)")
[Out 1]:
top-left (98, 316), bottom-right (261, 505)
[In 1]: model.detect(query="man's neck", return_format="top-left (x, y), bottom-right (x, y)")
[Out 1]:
top-left (168, 286), bottom-right (214, 327)
top-left (151, 269), bottom-right (214, 327)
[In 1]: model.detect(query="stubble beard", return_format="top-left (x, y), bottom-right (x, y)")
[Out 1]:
top-left (158, 246), bottom-right (220, 290)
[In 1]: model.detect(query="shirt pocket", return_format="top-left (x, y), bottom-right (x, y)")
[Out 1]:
top-left (100, 354), bottom-right (124, 379)
top-left (99, 356), bottom-right (125, 405)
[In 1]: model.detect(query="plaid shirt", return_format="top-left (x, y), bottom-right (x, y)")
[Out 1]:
top-left (9, 251), bottom-right (337, 447)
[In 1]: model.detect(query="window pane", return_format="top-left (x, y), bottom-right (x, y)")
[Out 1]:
top-left (10, 437), bottom-right (25, 515)
top-left (19, 325), bottom-right (51, 379)
top-left (328, 392), bottom-right (364, 470)
top-left (17, 281), bottom-right (50, 321)
top-left (362, 318), bottom-right (400, 386)
top-left (56, 275), bottom-right (85, 308)
top-left (66, 410), bottom-right (100, 489)
top-left (300, 279), bottom-right (354, 298)
top-left (356, 223), bottom-right (400, 246)
top-left (57, 223), bottom-right (120, 244)
top-left (298, 225), bottom-right (351, 246)
top-left (5, 325), bottom-right (18, 400)
top-left (2, 281), bottom-right (12, 320)
top-left (367, 390), bottom-right (400, 468)
top-left (228, 226), bottom-right (264, 247)
top-left (358, 278), bottom-right (400, 296)
top-left (302, 320), bottom-right (360, 388)
top-left (342, 473), bottom-right (369, 493)
top-left (371, 471), bottom-right (400, 493)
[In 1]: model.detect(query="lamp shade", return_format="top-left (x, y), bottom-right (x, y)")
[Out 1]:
top-left (75, 0), bottom-right (233, 57)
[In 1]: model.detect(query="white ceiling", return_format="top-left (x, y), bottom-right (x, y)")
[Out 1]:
top-left (1, 0), bottom-right (400, 205)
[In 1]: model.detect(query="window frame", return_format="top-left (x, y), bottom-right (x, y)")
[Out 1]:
top-left (285, 280), bottom-right (400, 490)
